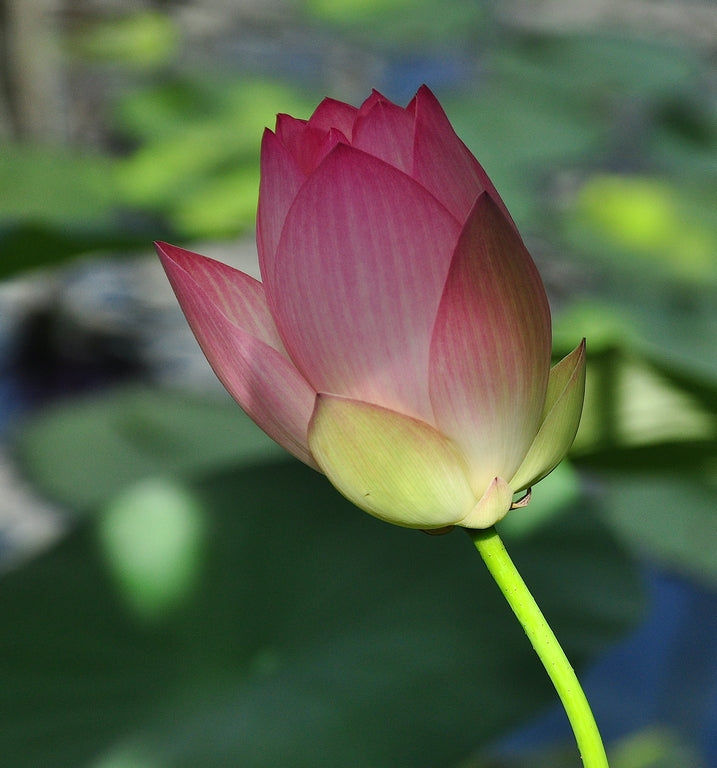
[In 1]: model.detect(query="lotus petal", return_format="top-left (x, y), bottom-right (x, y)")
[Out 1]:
top-left (273, 113), bottom-right (307, 151)
top-left (308, 97), bottom-right (358, 139)
top-left (271, 143), bottom-right (460, 423)
top-left (429, 194), bottom-right (551, 494)
top-left (308, 394), bottom-right (476, 529)
top-left (156, 242), bottom-right (318, 467)
top-left (356, 89), bottom-right (388, 119)
top-left (352, 96), bottom-right (415, 174)
top-left (256, 128), bottom-right (305, 295)
top-left (509, 340), bottom-right (587, 492)
top-left (157, 242), bottom-right (280, 342)
top-left (460, 476), bottom-right (514, 528)
top-left (276, 119), bottom-right (345, 177)
top-left (411, 85), bottom-right (514, 226)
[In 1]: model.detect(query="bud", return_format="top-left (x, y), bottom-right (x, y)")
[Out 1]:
top-left (157, 86), bottom-right (586, 530)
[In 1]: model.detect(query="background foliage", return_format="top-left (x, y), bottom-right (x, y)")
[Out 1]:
top-left (1, 1), bottom-right (715, 766)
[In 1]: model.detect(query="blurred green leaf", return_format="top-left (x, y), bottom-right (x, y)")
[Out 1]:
top-left (652, 97), bottom-right (717, 180)
top-left (553, 301), bottom-right (640, 353)
top-left (632, 293), bottom-right (717, 380)
top-left (0, 145), bottom-right (116, 226)
top-left (0, 223), bottom-right (150, 279)
top-left (0, 459), bottom-right (643, 767)
top-left (447, 83), bottom-right (599, 227)
top-left (172, 165), bottom-right (260, 237)
top-left (71, 11), bottom-right (179, 70)
top-left (114, 79), bottom-right (315, 237)
top-left (12, 385), bottom-right (284, 513)
top-left (494, 34), bottom-right (697, 102)
top-left (572, 348), bottom-right (716, 460)
top-left (599, 471), bottom-right (717, 587)
top-left (559, 347), bottom-right (717, 587)
top-left (450, 33), bottom-right (702, 228)
top-left (307, 0), bottom-right (414, 23)
top-left (113, 79), bottom-right (221, 139)
top-left (556, 277), bottom-right (717, 383)
top-left (568, 174), bottom-right (717, 286)
top-left (0, 145), bottom-right (161, 278)
top-left (305, 0), bottom-right (488, 45)
top-left (98, 477), bottom-right (207, 621)
top-left (609, 727), bottom-right (703, 768)
top-left (461, 726), bottom-right (701, 767)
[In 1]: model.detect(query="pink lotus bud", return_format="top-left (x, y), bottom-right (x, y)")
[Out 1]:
top-left (156, 86), bottom-right (586, 530)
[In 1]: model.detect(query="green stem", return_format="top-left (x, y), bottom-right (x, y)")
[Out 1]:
top-left (469, 526), bottom-right (609, 768)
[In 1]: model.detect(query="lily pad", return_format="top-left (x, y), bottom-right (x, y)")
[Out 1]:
top-left (0, 458), bottom-right (643, 767)
top-left (12, 385), bottom-right (284, 513)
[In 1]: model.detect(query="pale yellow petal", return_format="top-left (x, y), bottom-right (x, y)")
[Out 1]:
top-left (308, 394), bottom-right (476, 529)
top-left (459, 476), bottom-right (514, 529)
top-left (510, 340), bottom-right (586, 492)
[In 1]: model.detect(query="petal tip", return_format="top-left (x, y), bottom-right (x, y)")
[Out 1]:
top-left (460, 477), bottom-right (513, 529)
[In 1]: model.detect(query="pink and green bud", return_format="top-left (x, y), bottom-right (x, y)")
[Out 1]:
top-left (156, 86), bottom-right (586, 530)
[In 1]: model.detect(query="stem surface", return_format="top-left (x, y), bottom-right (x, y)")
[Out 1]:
top-left (469, 526), bottom-right (609, 768)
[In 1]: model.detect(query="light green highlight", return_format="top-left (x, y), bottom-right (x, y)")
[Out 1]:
top-left (98, 477), bottom-right (206, 621)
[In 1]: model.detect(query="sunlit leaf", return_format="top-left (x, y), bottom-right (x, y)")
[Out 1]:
top-left (570, 347), bottom-right (716, 461)
top-left (71, 11), bottom-right (179, 70)
top-left (172, 166), bottom-right (260, 237)
top-left (0, 146), bottom-right (116, 226)
top-left (571, 174), bottom-right (717, 285)
top-left (114, 79), bottom-right (315, 236)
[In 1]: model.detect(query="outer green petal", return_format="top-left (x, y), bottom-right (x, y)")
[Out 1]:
top-left (459, 476), bottom-right (514, 529)
top-left (308, 394), bottom-right (476, 529)
top-left (509, 340), bottom-right (587, 492)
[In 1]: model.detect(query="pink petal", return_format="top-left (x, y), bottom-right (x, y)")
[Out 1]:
top-left (308, 97), bottom-right (359, 139)
top-left (428, 194), bottom-right (551, 494)
top-left (274, 113), bottom-right (307, 148)
top-left (306, 127), bottom-right (349, 174)
top-left (411, 85), bottom-right (514, 226)
top-left (157, 241), bottom-right (279, 342)
top-left (156, 242), bottom-right (318, 468)
top-left (256, 128), bottom-right (305, 298)
top-left (356, 89), bottom-right (389, 118)
top-left (275, 120), bottom-right (335, 176)
top-left (351, 97), bottom-right (415, 174)
top-left (271, 143), bottom-right (462, 424)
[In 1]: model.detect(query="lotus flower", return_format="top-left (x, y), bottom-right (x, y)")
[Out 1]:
top-left (156, 86), bottom-right (585, 530)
